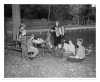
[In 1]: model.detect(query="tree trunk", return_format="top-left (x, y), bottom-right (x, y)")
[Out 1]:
top-left (12, 4), bottom-right (21, 40)
top-left (73, 15), bottom-right (80, 25)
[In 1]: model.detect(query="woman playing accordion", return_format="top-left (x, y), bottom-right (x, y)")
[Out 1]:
top-left (50, 21), bottom-right (65, 49)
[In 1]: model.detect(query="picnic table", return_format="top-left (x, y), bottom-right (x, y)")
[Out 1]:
top-left (32, 38), bottom-right (45, 44)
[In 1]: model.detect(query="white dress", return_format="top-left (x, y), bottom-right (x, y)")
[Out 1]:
top-left (75, 46), bottom-right (85, 59)
top-left (69, 46), bottom-right (85, 59)
top-left (63, 42), bottom-right (75, 55)
top-left (27, 37), bottom-right (39, 57)
top-left (68, 42), bottom-right (75, 55)
top-left (63, 43), bottom-right (70, 52)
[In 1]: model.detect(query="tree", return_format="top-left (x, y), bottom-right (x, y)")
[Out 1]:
top-left (68, 5), bottom-right (84, 24)
top-left (50, 5), bottom-right (68, 21)
top-left (68, 5), bottom-right (96, 25)
top-left (12, 4), bottom-right (21, 40)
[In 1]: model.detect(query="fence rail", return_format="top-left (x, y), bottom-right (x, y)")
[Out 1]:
top-left (7, 25), bottom-right (96, 34)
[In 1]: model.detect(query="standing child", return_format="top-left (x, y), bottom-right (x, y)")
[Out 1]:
top-left (18, 24), bottom-right (27, 58)
top-left (46, 31), bottom-right (53, 49)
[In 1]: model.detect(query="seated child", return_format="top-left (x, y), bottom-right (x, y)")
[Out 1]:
top-left (63, 40), bottom-right (75, 55)
top-left (68, 39), bottom-right (85, 60)
top-left (68, 40), bottom-right (76, 55)
top-left (27, 34), bottom-right (39, 58)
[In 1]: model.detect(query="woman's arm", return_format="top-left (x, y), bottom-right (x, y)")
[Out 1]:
top-left (50, 29), bottom-right (55, 32)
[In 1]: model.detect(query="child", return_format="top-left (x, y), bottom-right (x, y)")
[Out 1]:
top-left (27, 34), bottom-right (39, 59)
top-left (63, 40), bottom-right (75, 55)
top-left (63, 40), bottom-right (70, 52)
top-left (68, 39), bottom-right (85, 60)
top-left (68, 40), bottom-right (76, 55)
top-left (18, 24), bottom-right (26, 41)
top-left (46, 31), bottom-right (53, 49)
top-left (18, 24), bottom-right (27, 57)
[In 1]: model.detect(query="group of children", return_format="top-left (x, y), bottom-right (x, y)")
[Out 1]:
top-left (17, 23), bottom-right (39, 59)
top-left (63, 39), bottom-right (86, 60)
top-left (17, 22), bottom-right (86, 61)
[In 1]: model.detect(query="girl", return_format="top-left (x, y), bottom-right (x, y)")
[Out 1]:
top-left (18, 24), bottom-right (27, 58)
top-left (63, 40), bottom-right (75, 55)
top-left (27, 34), bottom-right (39, 59)
top-left (18, 24), bottom-right (26, 41)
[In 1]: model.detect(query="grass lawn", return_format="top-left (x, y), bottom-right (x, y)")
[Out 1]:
top-left (4, 47), bottom-right (96, 78)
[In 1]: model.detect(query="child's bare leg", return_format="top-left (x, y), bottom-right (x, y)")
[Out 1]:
top-left (22, 48), bottom-right (27, 58)
top-left (22, 48), bottom-right (25, 57)
top-left (21, 44), bottom-right (27, 58)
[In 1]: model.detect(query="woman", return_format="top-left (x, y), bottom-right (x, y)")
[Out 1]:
top-left (50, 21), bottom-right (64, 49)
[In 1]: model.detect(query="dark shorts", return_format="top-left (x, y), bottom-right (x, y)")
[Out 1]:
top-left (56, 35), bottom-right (62, 44)
top-left (51, 32), bottom-right (64, 47)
